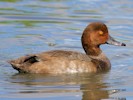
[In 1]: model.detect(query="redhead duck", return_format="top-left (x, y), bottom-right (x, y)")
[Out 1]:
top-left (9, 22), bottom-right (126, 74)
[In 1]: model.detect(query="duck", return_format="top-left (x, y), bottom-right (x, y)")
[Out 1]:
top-left (9, 22), bottom-right (126, 74)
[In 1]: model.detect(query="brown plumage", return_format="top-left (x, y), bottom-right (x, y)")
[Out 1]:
top-left (9, 22), bottom-right (126, 74)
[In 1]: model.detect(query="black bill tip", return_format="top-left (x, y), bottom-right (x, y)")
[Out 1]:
top-left (121, 43), bottom-right (126, 46)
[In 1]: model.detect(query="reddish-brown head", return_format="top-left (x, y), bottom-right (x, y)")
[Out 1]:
top-left (82, 22), bottom-right (108, 47)
top-left (81, 22), bottom-right (126, 55)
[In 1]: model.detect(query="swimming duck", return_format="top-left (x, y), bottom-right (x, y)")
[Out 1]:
top-left (9, 22), bottom-right (126, 74)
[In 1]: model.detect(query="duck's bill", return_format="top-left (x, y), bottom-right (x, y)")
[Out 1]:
top-left (106, 35), bottom-right (126, 46)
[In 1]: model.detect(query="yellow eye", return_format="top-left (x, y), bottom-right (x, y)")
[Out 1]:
top-left (99, 31), bottom-right (103, 35)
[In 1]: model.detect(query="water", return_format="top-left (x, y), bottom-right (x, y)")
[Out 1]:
top-left (0, 0), bottom-right (133, 100)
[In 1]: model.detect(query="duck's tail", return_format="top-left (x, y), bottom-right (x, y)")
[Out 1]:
top-left (8, 60), bottom-right (24, 72)
top-left (8, 55), bottom-right (40, 73)
top-left (8, 60), bottom-right (17, 67)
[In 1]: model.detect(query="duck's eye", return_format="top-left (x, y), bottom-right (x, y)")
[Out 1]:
top-left (99, 31), bottom-right (104, 35)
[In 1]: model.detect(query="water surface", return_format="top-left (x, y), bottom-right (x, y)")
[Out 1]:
top-left (0, 0), bottom-right (133, 100)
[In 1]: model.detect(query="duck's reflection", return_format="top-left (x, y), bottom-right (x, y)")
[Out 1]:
top-left (81, 82), bottom-right (109, 100)
top-left (79, 73), bottom-right (108, 100)
top-left (10, 73), bottom-right (126, 100)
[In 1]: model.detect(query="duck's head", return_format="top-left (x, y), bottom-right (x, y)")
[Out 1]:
top-left (82, 22), bottom-right (126, 56)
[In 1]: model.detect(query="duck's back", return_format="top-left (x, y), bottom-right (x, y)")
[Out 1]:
top-left (39, 50), bottom-right (91, 62)
top-left (10, 50), bottom-right (105, 74)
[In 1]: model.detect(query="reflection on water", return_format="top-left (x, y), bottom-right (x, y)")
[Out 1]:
top-left (0, 72), bottom-right (126, 100)
top-left (0, 0), bottom-right (133, 100)
top-left (5, 73), bottom-right (111, 99)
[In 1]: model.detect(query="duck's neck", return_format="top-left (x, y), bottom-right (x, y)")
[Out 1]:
top-left (82, 44), bottom-right (102, 56)
top-left (83, 44), bottom-right (111, 69)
